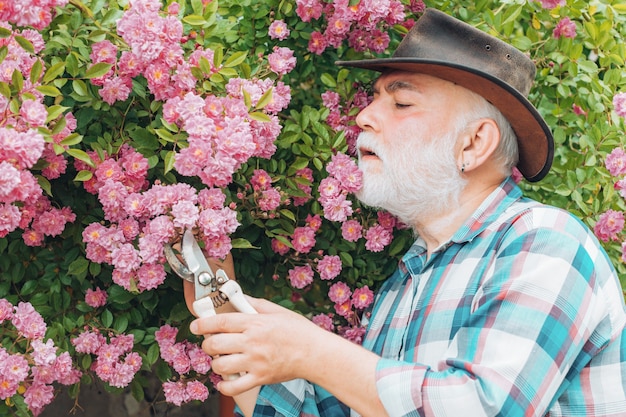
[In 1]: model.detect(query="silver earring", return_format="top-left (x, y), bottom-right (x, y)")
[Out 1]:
top-left (461, 163), bottom-right (465, 173)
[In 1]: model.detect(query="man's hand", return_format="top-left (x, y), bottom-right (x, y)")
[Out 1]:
top-left (189, 297), bottom-right (317, 393)
top-left (189, 296), bottom-right (388, 417)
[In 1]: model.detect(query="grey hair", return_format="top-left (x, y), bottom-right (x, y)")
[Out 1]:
top-left (459, 89), bottom-right (520, 175)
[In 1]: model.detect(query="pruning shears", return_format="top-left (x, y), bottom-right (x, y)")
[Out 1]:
top-left (165, 229), bottom-right (257, 319)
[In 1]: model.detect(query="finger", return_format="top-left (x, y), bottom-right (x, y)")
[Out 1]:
top-left (202, 331), bottom-right (245, 357)
top-left (190, 312), bottom-right (250, 336)
top-left (215, 369), bottom-right (259, 397)
top-left (209, 351), bottom-right (248, 376)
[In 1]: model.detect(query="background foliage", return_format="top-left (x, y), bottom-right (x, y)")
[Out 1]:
top-left (1, 0), bottom-right (626, 415)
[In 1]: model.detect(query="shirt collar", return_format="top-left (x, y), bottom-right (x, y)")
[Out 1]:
top-left (449, 176), bottom-right (523, 244)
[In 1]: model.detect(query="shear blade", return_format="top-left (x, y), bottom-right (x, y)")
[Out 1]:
top-left (164, 244), bottom-right (194, 282)
top-left (182, 229), bottom-right (212, 275)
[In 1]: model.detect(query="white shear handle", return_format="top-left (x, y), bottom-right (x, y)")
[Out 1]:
top-left (220, 281), bottom-right (257, 381)
top-left (194, 279), bottom-right (256, 381)
top-left (193, 296), bottom-right (217, 319)
top-left (219, 280), bottom-right (257, 315)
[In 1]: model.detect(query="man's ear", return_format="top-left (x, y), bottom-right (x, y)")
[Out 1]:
top-left (457, 118), bottom-right (501, 173)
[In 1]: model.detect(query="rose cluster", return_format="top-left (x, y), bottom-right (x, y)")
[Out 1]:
top-left (0, 23), bottom-right (76, 244)
top-left (79, 147), bottom-right (239, 290)
top-left (155, 325), bottom-right (213, 406)
top-left (0, 0), bottom-right (69, 29)
top-left (165, 78), bottom-right (290, 189)
top-left (0, 299), bottom-right (81, 416)
top-left (90, 0), bottom-right (189, 103)
top-left (71, 330), bottom-right (142, 389)
top-left (295, 0), bottom-right (412, 55)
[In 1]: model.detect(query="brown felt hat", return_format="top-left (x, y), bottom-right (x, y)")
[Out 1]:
top-left (336, 8), bottom-right (553, 182)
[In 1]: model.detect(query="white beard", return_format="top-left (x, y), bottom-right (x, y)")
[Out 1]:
top-left (355, 128), bottom-right (466, 227)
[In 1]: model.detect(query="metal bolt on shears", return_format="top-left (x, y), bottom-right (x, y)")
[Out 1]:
top-left (165, 229), bottom-right (257, 319)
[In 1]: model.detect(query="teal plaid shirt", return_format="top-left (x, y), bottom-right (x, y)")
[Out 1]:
top-left (242, 178), bottom-right (626, 416)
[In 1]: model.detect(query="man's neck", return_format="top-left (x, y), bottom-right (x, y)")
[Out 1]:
top-left (413, 178), bottom-right (503, 256)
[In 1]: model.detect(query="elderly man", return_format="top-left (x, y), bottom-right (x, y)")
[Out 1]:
top-left (189, 8), bottom-right (626, 417)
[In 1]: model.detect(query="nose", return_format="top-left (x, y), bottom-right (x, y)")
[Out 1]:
top-left (355, 100), bottom-right (377, 131)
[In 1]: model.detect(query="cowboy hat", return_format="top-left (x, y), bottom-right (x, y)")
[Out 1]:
top-left (336, 8), bottom-right (554, 182)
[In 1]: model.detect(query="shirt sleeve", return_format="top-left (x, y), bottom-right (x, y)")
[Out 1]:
top-left (235, 379), bottom-right (350, 417)
top-left (374, 211), bottom-right (623, 416)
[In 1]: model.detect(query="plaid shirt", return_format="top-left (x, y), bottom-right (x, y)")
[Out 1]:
top-left (243, 178), bottom-right (626, 417)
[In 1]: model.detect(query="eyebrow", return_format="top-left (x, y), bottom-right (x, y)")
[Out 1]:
top-left (371, 78), bottom-right (421, 95)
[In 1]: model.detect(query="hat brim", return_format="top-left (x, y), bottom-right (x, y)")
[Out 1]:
top-left (336, 58), bottom-right (554, 182)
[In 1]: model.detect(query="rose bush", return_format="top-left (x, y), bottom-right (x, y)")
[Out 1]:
top-left (1, 0), bottom-right (626, 415)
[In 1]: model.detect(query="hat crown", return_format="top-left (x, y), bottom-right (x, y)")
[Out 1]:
top-left (394, 9), bottom-right (536, 96)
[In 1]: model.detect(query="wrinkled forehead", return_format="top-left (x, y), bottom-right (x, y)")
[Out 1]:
top-left (372, 70), bottom-right (468, 97)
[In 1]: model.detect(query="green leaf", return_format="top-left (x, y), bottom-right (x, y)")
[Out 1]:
top-left (339, 252), bottom-right (353, 267)
top-left (59, 133), bottom-right (83, 146)
top-left (154, 128), bottom-right (176, 143)
top-left (21, 279), bottom-right (39, 296)
top-left (199, 56), bottom-right (212, 74)
top-left (279, 209), bottom-right (296, 222)
top-left (320, 73), bottom-right (337, 88)
top-left (501, 5), bottom-right (523, 26)
top-left (249, 111), bottom-right (271, 122)
top-left (213, 46), bottom-right (224, 68)
top-left (68, 257), bottom-right (89, 277)
top-left (72, 79), bottom-right (89, 97)
top-left (510, 36), bottom-right (532, 51)
top-left (65, 53), bottom-right (80, 77)
top-left (14, 35), bottom-right (34, 53)
top-left (231, 238), bottom-right (258, 249)
top-left (146, 343), bottom-right (159, 365)
top-left (36, 175), bottom-right (52, 196)
top-left (219, 67), bottom-right (238, 78)
top-left (183, 15), bottom-right (207, 26)
top-left (66, 148), bottom-right (96, 168)
top-left (130, 379), bottom-right (145, 403)
top-left (129, 329), bottom-right (146, 344)
top-left (129, 127), bottom-right (160, 150)
top-left (11, 69), bottom-right (23, 93)
top-left (255, 88), bottom-right (273, 110)
top-left (155, 359), bottom-right (172, 381)
top-left (114, 314), bottom-right (129, 333)
top-left (43, 62), bottom-right (66, 83)
top-left (36, 85), bottom-right (62, 97)
top-left (224, 51), bottom-right (248, 68)
top-left (0, 82), bottom-right (11, 99)
top-left (85, 62), bottom-right (112, 79)
top-left (81, 354), bottom-right (93, 370)
top-left (74, 170), bottom-right (93, 181)
top-left (289, 157), bottom-right (310, 172)
top-left (164, 150), bottom-right (176, 174)
top-left (101, 8), bottom-right (124, 26)
top-left (30, 59), bottom-right (43, 84)
top-left (46, 105), bottom-right (68, 122)
top-left (109, 285), bottom-right (137, 304)
top-left (101, 309), bottom-right (114, 328)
